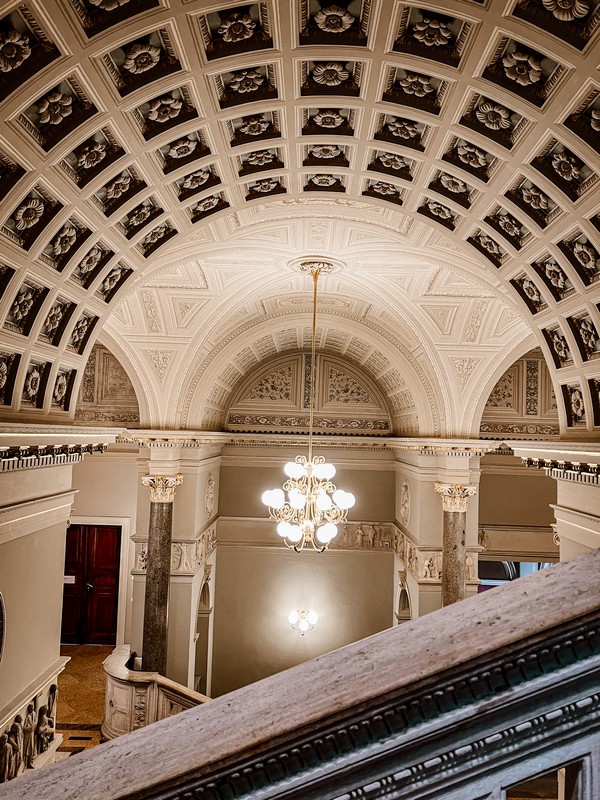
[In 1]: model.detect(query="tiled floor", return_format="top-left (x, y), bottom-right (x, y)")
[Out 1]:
top-left (56, 644), bottom-right (113, 755)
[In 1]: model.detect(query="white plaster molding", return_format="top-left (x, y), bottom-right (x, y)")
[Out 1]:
top-left (0, 490), bottom-right (76, 544)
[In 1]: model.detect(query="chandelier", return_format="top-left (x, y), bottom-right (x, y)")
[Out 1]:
top-left (261, 261), bottom-right (355, 551)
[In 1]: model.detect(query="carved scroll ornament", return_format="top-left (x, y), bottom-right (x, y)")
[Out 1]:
top-left (141, 474), bottom-right (183, 503)
top-left (434, 483), bottom-right (477, 513)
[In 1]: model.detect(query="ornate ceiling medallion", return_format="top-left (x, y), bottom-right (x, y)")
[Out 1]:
top-left (288, 256), bottom-right (345, 275)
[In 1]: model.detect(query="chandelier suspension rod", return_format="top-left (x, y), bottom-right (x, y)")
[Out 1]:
top-left (308, 267), bottom-right (319, 464)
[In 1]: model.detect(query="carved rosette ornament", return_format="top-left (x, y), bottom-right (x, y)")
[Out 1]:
top-left (141, 474), bottom-right (183, 503)
top-left (434, 483), bottom-right (477, 512)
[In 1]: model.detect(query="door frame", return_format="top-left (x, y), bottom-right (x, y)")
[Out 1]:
top-left (70, 515), bottom-right (132, 646)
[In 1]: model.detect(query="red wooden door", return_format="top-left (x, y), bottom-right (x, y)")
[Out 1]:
top-left (61, 524), bottom-right (121, 645)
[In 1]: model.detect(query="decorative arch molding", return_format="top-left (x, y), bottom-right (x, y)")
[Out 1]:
top-left (72, 333), bottom-right (150, 429)
top-left (469, 334), bottom-right (565, 438)
top-left (174, 310), bottom-right (444, 436)
top-left (225, 352), bottom-right (393, 435)
top-left (459, 330), bottom-right (538, 436)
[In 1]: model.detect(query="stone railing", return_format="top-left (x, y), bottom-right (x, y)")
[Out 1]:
top-left (101, 646), bottom-right (209, 740)
top-left (3, 549), bottom-right (599, 799)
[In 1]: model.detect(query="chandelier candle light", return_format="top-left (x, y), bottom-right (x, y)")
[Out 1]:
top-left (261, 262), bottom-right (355, 551)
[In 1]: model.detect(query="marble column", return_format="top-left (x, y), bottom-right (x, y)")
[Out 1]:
top-left (434, 483), bottom-right (477, 607)
top-left (141, 474), bottom-right (183, 674)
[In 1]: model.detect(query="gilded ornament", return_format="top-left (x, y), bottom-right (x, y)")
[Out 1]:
top-left (440, 173), bottom-right (466, 193)
top-left (77, 142), bottom-right (106, 169)
top-left (497, 214), bottom-right (521, 237)
top-left (122, 43), bottom-right (161, 74)
top-left (24, 368), bottom-right (40, 399)
top-left (53, 373), bottom-right (68, 403)
top-left (254, 178), bottom-right (278, 192)
top-left (147, 96), bottom-right (182, 123)
top-left (398, 73), bottom-right (434, 97)
top-left (14, 198), bottom-right (44, 230)
top-left (475, 101), bottom-right (511, 130)
top-left (89, 0), bottom-right (131, 8)
top-left (521, 278), bottom-right (542, 303)
top-left (502, 50), bottom-right (542, 86)
top-left (551, 330), bottom-right (569, 361)
top-left (229, 69), bottom-right (264, 93)
top-left (52, 225), bottom-right (77, 256)
top-left (312, 62), bottom-right (349, 86)
top-left (311, 174), bottom-right (336, 186)
top-left (11, 290), bottom-right (34, 322)
top-left (0, 30), bottom-right (31, 72)
top-left (313, 109), bottom-right (344, 128)
top-left (78, 246), bottom-right (102, 275)
top-left (218, 13), bottom-right (256, 42)
top-left (387, 119), bottom-right (418, 138)
top-left (247, 150), bottom-right (275, 166)
top-left (182, 169), bottom-right (210, 190)
top-left (456, 142), bottom-right (487, 168)
top-left (311, 144), bottom-right (341, 159)
top-left (38, 92), bottom-right (72, 125)
top-left (541, 0), bottom-right (589, 20)
top-left (551, 151), bottom-right (580, 181)
top-left (573, 241), bottom-right (599, 274)
top-left (128, 205), bottom-right (151, 227)
top-left (239, 115), bottom-right (269, 135)
top-left (372, 181), bottom-right (396, 195)
top-left (543, 259), bottom-right (567, 289)
top-left (379, 153), bottom-right (407, 170)
top-left (412, 17), bottom-right (452, 47)
top-left (142, 225), bottom-right (167, 246)
top-left (168, 138), bottom-right (196, 158)
top-left (44, 304), bottom-right (64, 334)
top-left (477, 233), bottom-right (500, 255)
top-left (101, 267), bottom-right (123, 294)
top-left (105, 174), bottom-right (131, 200)
top-left (427, 200), bottom-right (452, 218)
top-left (570, 387), bottom-right (585, 418)
top-left (521, 185), bottom-right (549, 210)
top-left (196, 196), bottom-right (219, 211)
top-left (314, 5), bottom-right (355, 33)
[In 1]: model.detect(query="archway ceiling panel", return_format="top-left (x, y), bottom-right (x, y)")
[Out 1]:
top-left (0, 0), bottom-right (596, 435)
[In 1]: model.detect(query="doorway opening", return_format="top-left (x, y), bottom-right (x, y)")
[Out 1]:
top-left (194, 580), bottom-right (212, 695)
top-left (61, 524), bottom-right (121, 645)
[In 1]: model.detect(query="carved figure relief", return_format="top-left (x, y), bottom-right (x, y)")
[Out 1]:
top-left (205, 472), bottom-right (215, 518)
top-left (399, 482), bottom-right (410, 526)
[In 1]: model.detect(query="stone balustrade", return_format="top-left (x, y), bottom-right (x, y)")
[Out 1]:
top-left (101, 645), bottom-right (209, 740)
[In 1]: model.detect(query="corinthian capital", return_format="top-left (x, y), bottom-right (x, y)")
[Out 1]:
top-left (434, 482), bottom-right (477, 513)
top-left (141, 474), bottom-right (183, 503)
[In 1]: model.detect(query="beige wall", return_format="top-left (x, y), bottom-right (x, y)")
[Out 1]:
top-left (219, 463), bottom-right (395, 522)
top-left (211, 531), bottom-right (394, 697)
top-left (71, 448), bottom-right (139, 523)
top-left (0, 523), bottom-right (66, 711)
top-left (479, 455), bottom-right (556, 528)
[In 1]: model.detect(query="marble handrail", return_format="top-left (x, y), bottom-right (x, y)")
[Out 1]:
top-left (3, 549), bottom-right (600, 800)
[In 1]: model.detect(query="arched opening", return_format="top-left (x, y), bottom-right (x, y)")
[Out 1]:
top-left (396, 586), bottom-right (412, 625)
top-left (194, 578), bottom-right (212, 696)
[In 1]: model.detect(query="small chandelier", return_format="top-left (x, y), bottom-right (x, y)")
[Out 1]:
top-left (261, 262), bottom-right (355, 551)
top-left (288, 609), bottom-right (318, 635)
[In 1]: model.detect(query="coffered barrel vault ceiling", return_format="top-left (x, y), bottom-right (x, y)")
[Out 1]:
top-left (0, 0), bottom-right (598, 436)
